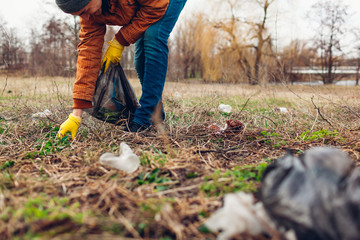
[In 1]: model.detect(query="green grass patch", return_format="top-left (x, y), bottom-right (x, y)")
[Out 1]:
top-left (258, 130), bottom-right (287, 148)
top-left (300, 129), bottom-right (339, 141)
top-left (137, 168), bottom-right (172, 191)
top-left (25, 125), bottom-right (71, 157)
top-left (0, 160), bottom-right (15, 170)
top-left (2, 196), bottom-right (84, 225)
top-left (200, 163), bottom-right (268, 197)
top-left (140, 146), bottom-right (168, 167)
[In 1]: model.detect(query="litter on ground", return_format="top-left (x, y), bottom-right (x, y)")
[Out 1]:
top-left (31, 109), bottom-right (52, 119)
top-left (218, 104), bottom-right (232, 114)
top-left (99, 142), bottom-right (140, 173)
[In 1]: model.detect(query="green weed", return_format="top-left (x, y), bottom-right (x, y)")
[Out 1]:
top-left (0, 171), bottom-right (15, 189)
top-left (166, 112), bottom-right (181, 124)
top-left (0, 161), bottom-right (15, 170)
top-left (9, 197), bottom-right (83, 224)
top-left (30, 127), bottom-right (71, 156)
top-left (300, 129), bottom-right (339, 141)
top-left (140, 146), bottom-right (168, 167)
top-left (258, 131), bottom-right (287, 148)
top-left (140, 152), bottom-right (152, 166)
top-left (0, 120), bottom-right (10, 137)
top-left (137, 168), bottom-right (171, 191)
top-left (0, 160), bottom-right (16, 190)
top-left (186, 172), bottom-right (199, 179)
top-left (200, 163), bottom-right (268, 197)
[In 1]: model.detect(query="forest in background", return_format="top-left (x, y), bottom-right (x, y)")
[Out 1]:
top-left (1, 0), bottom-right (360, 85)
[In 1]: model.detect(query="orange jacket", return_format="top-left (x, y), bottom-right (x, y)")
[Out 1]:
top-left (74, 0), bottom-right (169, 108)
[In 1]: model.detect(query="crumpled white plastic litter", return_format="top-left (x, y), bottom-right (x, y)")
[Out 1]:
top-left (31, 109), bottom-right (52, 119)
top-left (218, 104), bottom-right (232, 114)
top-left (205, 192), bottom-right (275, 240)
top-left (276, 107), bottom-right (289, 113)
top-left (99, 142), bottom-right (140, 173)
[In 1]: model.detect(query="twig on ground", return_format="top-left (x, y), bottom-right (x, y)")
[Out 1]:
top-left (239, 91), bottom-right (260, 114)
top-left (311, 96), bottom-right (334, 129)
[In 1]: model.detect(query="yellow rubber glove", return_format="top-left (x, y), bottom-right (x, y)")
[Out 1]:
top-left (101, 37), bottom-right (124, 73)
top-left (57, 114), bottom-right (81, 140)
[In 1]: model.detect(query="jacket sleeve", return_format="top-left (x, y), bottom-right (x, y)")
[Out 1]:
top-left (115, 0), bottom-right (169, 46)
top-left (73, 17), bottom-right (106, 102)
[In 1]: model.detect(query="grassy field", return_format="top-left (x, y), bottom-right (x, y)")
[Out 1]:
top-left (1, 76), bottom-right (360, 240)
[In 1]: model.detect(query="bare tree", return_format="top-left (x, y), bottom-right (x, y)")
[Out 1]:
top-left (173, 14), bottom-right (204, 79)
top-left (215, 0), bottom-right (275, 84)
top-left (168, 13), bottom-right (220, 82)
top-left (28, 17), bottom-right (78, 76)
top-left (252, 0), bottom-right (274, 84)
top-left (308, 0), bottom-right (348, 84)
top-left (0, 22), bottom-right (25, 70)
top-left (279, 39), bottom-right (317, 83)
top-left (0, 16), bottom-right (5, 67)
top-left (66, 16), bottom-right (81, 72)
top-left (29, 29), bottom-right (46, 75)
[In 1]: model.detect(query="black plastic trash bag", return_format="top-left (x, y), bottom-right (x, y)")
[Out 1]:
top-left (85, 62), bottom-right (139, 124)
top-left (260, 147), bottom-right (360, 240)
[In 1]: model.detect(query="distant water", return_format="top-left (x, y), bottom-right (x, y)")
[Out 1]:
top-left (292, 80), bottom-right (358, 86)
top-left (335, 80), bottom-right (358, 86)
top-left (293, 81), bottom-right (323, 86)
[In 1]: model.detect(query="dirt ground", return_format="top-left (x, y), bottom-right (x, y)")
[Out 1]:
top-left (1, 76), bottom-right (360, 239)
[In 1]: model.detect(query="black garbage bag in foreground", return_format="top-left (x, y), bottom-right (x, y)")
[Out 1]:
top-left (260, 147), bottom-right (360, 240)
top-left (85, 63), bottom-right (139, 124)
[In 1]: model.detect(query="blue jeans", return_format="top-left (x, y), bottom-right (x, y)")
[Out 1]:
top-left (133, 0), bottom-right (187, 126)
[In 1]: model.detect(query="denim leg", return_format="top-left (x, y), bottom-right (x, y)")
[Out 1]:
top-left (134, 35), bottom-right (145, 86)
top-left (132, 0), bottom-right (187, 126)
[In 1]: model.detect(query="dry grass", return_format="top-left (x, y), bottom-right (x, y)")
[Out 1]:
top-left (1, 76), bottom-right (360, 240)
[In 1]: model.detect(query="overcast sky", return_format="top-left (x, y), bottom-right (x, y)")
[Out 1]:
top-left (1, 0), bottom-right (360, 53)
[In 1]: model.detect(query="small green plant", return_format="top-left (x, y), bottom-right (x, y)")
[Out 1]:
top-left (167, 112), bottom-right (181, 124)
top-left (199, 224), bottom-right (211, 233)
top-left (200, 163), bottom-right (268, 197)
top-left (0, 119), bottom-right (9, 135)
top-left (220, 112), bottom-right (231, 117)
top-left (272, 140), bottom-right (287, 148)
top-left (139, 198), bottom-right (164, 215)
top-left (137, 168), bottom-right (171, 191)
top-left (0, 171), bottom-right (15, 189)
top-left (151, 146), bottom-right (167, 165)
top-left (140, 146), bottom-right (168, 167)
top-left (11, 197), bottom-right (83, 224)
top-left (24, 151), bottom-right (38, 159)
top-left (261, 130), bottom-right (282, 139)
top-left (0, 161), bottom-right (15, 170)
top-left (32, 127), bottom-right (71, 156)
top-left (140, 151), bottom-right (152, 166)
top-left (35, 139), bottom-right (70, 156)
top-left (0, 161), bottom-right (16, 189)
top-left (259, 131), bottom-right (287, 148)
top-left (300, 129), bottom-right (339, 141)
top-left (186, 172), bottom-right (198, 179)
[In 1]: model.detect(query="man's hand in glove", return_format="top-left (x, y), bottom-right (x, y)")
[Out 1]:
top-left (57, 113), bottom-right (81, 140)
top-left (101, 37), bottom-right (124, 73)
